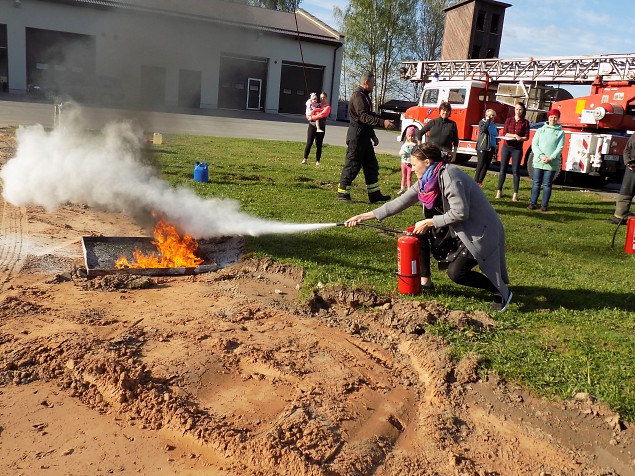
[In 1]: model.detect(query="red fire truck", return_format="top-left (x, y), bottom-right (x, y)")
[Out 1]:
top-left (399, 54), bottom-right (635, 182)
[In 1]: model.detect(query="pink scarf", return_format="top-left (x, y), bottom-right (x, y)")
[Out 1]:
top-left (418, 162), bottom-right (444, 209)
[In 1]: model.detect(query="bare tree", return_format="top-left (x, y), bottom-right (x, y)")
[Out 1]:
top-left (335, 0), bottom-right (417, 108)
top-left (398, 0), bottom-right (457, 100)
top-left (413, 0), bottom-right (450, 62)
top-left (230, 0), bottom-right (301, 12)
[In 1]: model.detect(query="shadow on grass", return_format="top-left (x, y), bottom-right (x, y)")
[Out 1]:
top-left (508, 285), bottom-right (634, 313)
top-left (248, 230), bottom-right (396, 275)
top-left (495, 200), bottom-right (614, 222)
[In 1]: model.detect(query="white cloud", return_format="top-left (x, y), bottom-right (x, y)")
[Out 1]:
top-left (500, 0), bottom-right (635, 58)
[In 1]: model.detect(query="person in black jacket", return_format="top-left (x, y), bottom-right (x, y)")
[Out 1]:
top-left (415, 102), bottom-right (459, 156)
top-left (337, 71), bottom-right (394, 203)
top-left (608, 132), bottom-right (635, 224)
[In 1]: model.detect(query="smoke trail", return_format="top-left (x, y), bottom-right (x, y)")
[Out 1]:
top-left (0, 106), bottom-right (336, 238)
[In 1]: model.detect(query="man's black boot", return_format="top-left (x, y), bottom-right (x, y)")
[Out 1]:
top-left (338, 192), bottom-right (352, 202)
top-left (368, 191), bottom-right (390, 203)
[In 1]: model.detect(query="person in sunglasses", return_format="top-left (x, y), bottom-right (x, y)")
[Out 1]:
top-left (344, 142), bottom-right (512, 311)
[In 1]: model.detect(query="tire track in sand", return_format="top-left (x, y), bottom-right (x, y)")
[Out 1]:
top-left (0, 198), bottom-right (28, 293)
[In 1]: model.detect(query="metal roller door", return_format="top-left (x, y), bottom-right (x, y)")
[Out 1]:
top-left (218, 54), bottom-right (268, 111)
top-left (278, 62), bottom-right (324, 114)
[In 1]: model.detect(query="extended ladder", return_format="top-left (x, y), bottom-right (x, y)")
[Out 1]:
top-left (401, 53), bottom-right (635, 84)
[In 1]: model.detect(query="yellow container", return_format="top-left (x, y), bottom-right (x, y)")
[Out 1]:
top-left (153, 132), bottom-right (163, 145)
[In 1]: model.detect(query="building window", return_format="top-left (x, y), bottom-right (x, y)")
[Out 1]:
top-left (491, 13), bottom-right (500, 34)
top-left (471, 44), bottom-right (481, 59)
top-left (475, 10), bottom-right (486, 31)
top-left (486, 48), bottom-right (496, 58)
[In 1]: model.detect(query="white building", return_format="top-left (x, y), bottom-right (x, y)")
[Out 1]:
top-left (0, 0), bottom-right (343, 115)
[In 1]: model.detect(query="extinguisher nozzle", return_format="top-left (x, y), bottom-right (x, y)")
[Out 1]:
top-left (335, 222), bottom-right (346, 226)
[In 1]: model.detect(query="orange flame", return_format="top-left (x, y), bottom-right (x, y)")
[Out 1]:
top-left (115, 218), bottom-right (204, 269)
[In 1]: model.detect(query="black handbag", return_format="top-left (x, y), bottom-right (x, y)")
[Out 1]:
top-left (429, 226), bottom-right (466, 269)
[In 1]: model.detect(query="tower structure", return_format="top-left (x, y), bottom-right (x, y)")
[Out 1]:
top-left (441, 0), bottom-right (511, 60)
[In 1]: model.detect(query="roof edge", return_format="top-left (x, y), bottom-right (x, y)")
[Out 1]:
top-left (296, 8), bottom-right (343, 41)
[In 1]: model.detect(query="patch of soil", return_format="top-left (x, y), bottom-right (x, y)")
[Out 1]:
top-left (1, 128), bottom-right (634, 475)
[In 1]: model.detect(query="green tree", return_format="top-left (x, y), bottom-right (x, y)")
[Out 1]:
top-left (335, 0), bottom-right (417, 108)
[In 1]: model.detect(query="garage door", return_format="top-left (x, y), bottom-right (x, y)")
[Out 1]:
top-left (278, 62), bottom-right (324, 114)
top-left (218, 54), bottom-right (268, 111)
top-left (0, 24), bottom-right (7, 91)
top-left (25, 27), bottom-right (95, 87)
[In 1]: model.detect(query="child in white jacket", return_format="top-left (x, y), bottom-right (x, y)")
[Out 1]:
top-left (305, 93), bottom-right (324, 132)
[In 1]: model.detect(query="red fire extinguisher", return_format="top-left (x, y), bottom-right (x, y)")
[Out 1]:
top-left (625, 216), bottom-right (635, 254)
top-left (397, 234), bottom-right (421, 295)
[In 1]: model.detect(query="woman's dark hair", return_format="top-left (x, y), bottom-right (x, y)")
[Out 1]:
top-left (411, 142), bottom-right (448, 164)
top-left (439, 101), bottom-right (452, 113)
top-left (515, 102), bottom-right (526, 118)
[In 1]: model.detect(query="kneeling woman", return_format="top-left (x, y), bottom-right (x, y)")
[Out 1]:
top-left (344, 142), bottom-right (512, 311)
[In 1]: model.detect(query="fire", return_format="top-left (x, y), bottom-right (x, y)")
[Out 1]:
top-left (116, 217), bottom-right (204, 269)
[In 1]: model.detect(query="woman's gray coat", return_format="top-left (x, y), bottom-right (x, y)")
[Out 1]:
top-left (373, 164), bottom-right (510, 300)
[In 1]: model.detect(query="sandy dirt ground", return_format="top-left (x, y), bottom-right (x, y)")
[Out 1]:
top-left (1, 127), bottom-right (634, 475)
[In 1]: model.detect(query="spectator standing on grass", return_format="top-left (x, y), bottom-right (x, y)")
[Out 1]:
top-left (474, 109), bottom-right (498, 186)
top-left (398, 127), bottom-right (417, 195)
top-left (496, 102), bottom-right (530, 202)
top-left (337, 71), bottom-right (394, 203)
top-left (303, 92), bottom-right (331, 167)
top-left (344, 142), bottom-right (512, 311)
top-left (415, 102), bottom-right (459, 157)
top-left (608, 131), bottom-right (635, 224)
top-left (528, 108), bottom-right (564, 212)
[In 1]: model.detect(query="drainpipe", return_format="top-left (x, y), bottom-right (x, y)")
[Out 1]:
top-left (329, 41), bottom-right (343, 119)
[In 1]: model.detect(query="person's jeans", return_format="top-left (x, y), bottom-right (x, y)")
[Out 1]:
top-left (530, 168), bottom-right (556, 207)
top-left (497, 144), bottom-right (523, 193)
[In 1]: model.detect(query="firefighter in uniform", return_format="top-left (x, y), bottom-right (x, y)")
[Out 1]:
top-left (337, 71), bottom-right (394, 203)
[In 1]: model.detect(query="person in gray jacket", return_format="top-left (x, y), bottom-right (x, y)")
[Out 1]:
top-left (344, 142), bottom-right (512, 311)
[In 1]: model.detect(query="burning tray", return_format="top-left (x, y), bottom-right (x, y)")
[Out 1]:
top-left (81, 236), bottom-right (244, 278)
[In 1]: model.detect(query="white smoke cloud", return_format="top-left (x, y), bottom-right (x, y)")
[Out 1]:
top-left (0, 106), bottom-right (335, 238)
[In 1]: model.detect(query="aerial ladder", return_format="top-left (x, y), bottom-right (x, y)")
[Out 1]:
top-left (400, 53), bottom-right (635, 84)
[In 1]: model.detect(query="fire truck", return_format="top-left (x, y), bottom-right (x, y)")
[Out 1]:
top-left (399, 54), bottom-right (635, 183)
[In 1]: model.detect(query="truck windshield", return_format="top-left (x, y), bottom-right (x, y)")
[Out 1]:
top-left (422, 88), bottom-right (439, 105)
top-left (448, 88), bottom-right (467, 105)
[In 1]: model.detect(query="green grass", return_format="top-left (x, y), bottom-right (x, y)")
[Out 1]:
top-left (151, 134), bottom-right (635, 421)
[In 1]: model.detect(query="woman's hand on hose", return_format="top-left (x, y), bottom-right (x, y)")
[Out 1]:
top-left (344, 212), bottom-right (375, 227)
top-left (412, 218), bottom-right (435, 235)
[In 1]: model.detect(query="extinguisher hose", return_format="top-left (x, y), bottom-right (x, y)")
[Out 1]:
top-left (336, 222), bottom-right (407, 235)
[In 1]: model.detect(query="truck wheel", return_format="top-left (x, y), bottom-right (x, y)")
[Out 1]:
top-left (526, 152), bottom-right (561, 184)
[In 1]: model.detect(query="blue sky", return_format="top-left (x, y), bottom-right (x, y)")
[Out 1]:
top-left (302, 0), bottom-right (635, 58)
